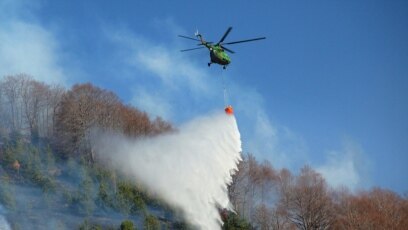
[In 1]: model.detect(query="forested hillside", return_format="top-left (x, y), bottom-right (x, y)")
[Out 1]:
top-left (0, 74), bottom-right (179, 229)
top-left (0, 74), bottom-right (407, 229)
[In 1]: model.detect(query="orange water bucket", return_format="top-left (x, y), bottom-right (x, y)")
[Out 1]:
top-left (225, 105), bottom-right (234, 115)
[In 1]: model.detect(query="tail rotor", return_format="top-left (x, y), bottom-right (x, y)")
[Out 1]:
top-left (195, 29), bottom-right (202, 39)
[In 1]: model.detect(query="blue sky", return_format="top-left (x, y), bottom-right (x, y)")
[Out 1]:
top-left (1, 0), bottom-right (407, 193)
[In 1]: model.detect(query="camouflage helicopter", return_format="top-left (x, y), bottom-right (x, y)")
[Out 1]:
top-left (179, 27), bottom-right (265, 69)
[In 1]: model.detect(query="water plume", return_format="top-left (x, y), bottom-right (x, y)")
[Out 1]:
top-left (95, 112), bottom-right (242, 229)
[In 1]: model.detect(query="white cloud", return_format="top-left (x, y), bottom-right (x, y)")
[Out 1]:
top-left (107, 27), bottom-right (222, 121)
top-left (246, 111), bottom-right (308, 169)
top-left (246, 110), bottom-right (278, 158)
top-left (316, 140), bottom-right (371, 190)
top-left (134, 46), bottom-right (210, 93)
top-left (0, 2), bottom-right (67, 85)
top-left (131, 87), bottom-right (173, 120)
top-left (0, 0), bottom-right (40, 20)
top-left (233, 84), bottom-right (308, 169)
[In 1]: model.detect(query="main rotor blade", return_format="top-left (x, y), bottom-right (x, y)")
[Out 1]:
top-left (197, 41), bottom-right (214, 46)
top-left (218, 27), bottom-right (232, 44)
top-left (180, 47), bottom-right (206, 52)
top-left (178, 35), bottom-right (200, 41)
top-left (221, 45), bottom-right (235, 54)
top-left (222, 37), bottom-right (266, 45)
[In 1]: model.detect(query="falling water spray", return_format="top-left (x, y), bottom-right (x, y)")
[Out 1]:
top-left (95, 111), bottom-right (242, 229)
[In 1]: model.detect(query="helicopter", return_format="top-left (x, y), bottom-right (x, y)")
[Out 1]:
top-left (178, 27), bottom-right (266, 69)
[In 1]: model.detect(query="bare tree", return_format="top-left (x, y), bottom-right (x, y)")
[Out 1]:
top-left (253, 204), bottom-right (272, 230)
top-left (43, 84), bottom-right (65, 137)
top-left (21, 79), bottom-right (49, 139)
top-left (117, 104), bottom-right (154, 137)
top-left (0, 74), bottom-right (66, 140)
top-left (1, 75), bottom-right (25, 131)
top-left (334, 188), bottom-right (408, 229)
top-left (229, 154), bottom-right (287, 230)
top-left (272, 168), bottom-right (296, 230)
top-left (229, 153), bottom-right (250, 218)
top-left (54, 83), bottom-right (122, 158)
top-left (54, 83), bottom-right (172, 160)
top-left (285, 166), bottom-right (334, 230)
top-left (258, 160), bottom-right (277, 204)
top-left (150, 116), bottom-right (173, 135)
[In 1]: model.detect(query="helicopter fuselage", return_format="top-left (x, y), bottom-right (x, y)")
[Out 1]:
top-left (210, 49), bottom-right (230, 65)
top-left (179, 28), bottom-right (265, 69)
top-left (207, 44), bottom-right (231, 66)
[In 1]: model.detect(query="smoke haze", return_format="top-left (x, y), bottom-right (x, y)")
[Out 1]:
top-left (95, 112), bottom-right (242, 229)
top-left (0, 205), bottom-right (11, 230)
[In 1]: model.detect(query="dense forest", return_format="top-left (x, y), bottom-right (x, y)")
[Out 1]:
top-left (0, 74), bottom-right (407, 229)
